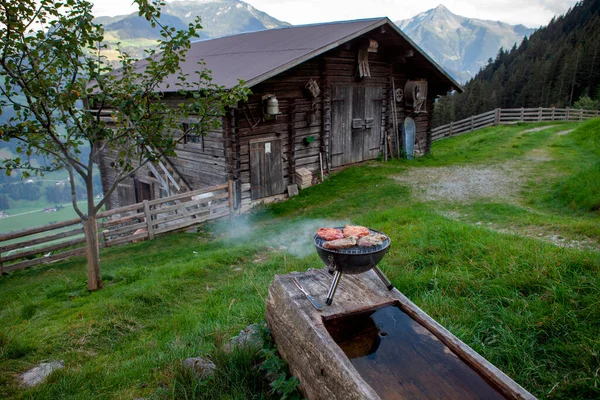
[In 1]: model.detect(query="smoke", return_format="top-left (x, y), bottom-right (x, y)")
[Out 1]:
top-left (264, 218), bottom-right (350, 258)
top-left (212, 215), bottom-right (350, 258)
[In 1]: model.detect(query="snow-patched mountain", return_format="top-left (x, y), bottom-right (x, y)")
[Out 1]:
top-left (96, 0), bottom-right (289, 41)
top-left (396, 5), bottom-right (534, 82)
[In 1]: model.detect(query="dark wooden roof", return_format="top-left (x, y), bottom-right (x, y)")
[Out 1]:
top-left (141, 18), bottom-right (462, 93)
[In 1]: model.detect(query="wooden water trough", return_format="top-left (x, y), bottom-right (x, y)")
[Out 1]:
top-left (265, 268), bottom-right (536, 400)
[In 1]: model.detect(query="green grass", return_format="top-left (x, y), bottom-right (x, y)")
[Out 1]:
top-left (0, 121), bottom-right (599, 399)
top-left (0, 202), bottom-right (88, 235)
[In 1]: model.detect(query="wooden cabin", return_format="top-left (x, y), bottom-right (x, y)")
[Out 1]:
top-left (98, 18), bottom-right (461, 212)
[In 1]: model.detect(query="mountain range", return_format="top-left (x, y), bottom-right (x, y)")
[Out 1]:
top-left (95, 0), bottom-right (289, 60)
top-left (96, 1), bottom-right (533, 83)
top-left (396, 5), bottom-right (534, 82)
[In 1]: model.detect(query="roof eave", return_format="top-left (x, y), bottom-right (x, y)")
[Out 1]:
top-left (385, 19), bottom-right (464, 93)
top-left (243, 18), bottom-right (386, 88)
top-left (243, 18), bottom-right (463, 94)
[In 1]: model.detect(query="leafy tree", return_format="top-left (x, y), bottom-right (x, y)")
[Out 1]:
top-left (0, 0), bottom-right (249, 290)
top-left (573, 95), bottom-right (600, 110)
top-left (433, 0), bottom-right (600, 126)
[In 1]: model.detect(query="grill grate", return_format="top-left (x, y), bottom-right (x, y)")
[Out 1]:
top-left (313, 229), bottom-right (390, 255)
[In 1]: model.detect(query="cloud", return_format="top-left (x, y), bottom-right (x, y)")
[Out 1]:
top-left (91, 0), bottom-right (579, 28)
top-left (244, 0), bottom-right (578, 28)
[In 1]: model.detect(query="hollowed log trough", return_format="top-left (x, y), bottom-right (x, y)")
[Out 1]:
top-left (265, 267), bottom-right (536, 400)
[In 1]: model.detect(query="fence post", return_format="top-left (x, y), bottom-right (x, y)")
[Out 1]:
top-left (538, 107), bottom-right (542, 121)
top-left (551, 107), bottom-right (555, 121)
top-left (449, 121), bottom-right (453, 136)
top-left (228, 179), bottom-right (235, 212)
top-left (470, 115), bottom-right (474, 131)
top-left (143, 200), bottom-right (155, 240)
top-left (579, 109), bottom-right (583, 121)
top-left (495, 108), bottom-right (500, 125)
top-left (520, 107), bottom-right (524, 122)
top-left (566, 107), bottom-right (570, 121)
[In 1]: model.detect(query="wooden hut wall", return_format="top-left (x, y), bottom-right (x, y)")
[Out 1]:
top-left (166, 124), bottom-right (228, 188)
top-left (233, 38), bottom-right (448, 208)
top-left (390, 65), bottom-right (435, 156)
top-left (322, 47), bottom-right (391, 166)
top-left (159, 95), bottom-right (230, 189)
top-left (97, 147), bottom-right (160, 210)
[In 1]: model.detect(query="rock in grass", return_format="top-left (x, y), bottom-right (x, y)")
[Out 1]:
top-left (183, 357), bottom-right (216, 380)
top-left (19, 361), bottom-right (64, 387)
top-left (222, 323), bottom-right (264, 353)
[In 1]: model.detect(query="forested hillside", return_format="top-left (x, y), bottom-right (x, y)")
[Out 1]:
top-left (434, 0), bottom-right (600, 125)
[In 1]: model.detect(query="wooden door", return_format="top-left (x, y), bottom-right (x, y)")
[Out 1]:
top-left (363, 87), bottom-right (383, 160)
top-left (402, 117), bottom-right (416, 159)
top-left (134, 179), bottom-right (153, 203)
top-left (250, 139), bottom-right (285, 200)
top-left (331, 87), bottom-right (352, 167)
top-left (331, 86), bottom-right (383, 167)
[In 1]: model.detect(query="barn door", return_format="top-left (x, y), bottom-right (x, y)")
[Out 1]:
top-left (331, 86), bottom-right (383, 167)
top-left (250, 139), bottom-right (285, 200)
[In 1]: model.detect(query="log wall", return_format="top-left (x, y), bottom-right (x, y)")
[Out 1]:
top-left (234, 38), bottom-right (444, 209)
top-left (97, 27), bottom-right (457, 211)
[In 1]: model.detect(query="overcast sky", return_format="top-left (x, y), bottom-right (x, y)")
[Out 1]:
top-left (92, 0), bottom-right (578, 28)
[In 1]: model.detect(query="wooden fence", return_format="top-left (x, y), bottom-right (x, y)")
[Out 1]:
top-left (431, 107), bottom-right (600, 141)
top-left (0, 183), bottom-right (233, 274)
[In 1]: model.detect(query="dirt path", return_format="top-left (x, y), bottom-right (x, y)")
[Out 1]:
top-left (393, 164), bottom-right (524, 203)
top-left (393, 133), bottom-right (599, 251)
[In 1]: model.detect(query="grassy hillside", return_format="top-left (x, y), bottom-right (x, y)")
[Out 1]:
top-left (0, 121), bottom-right (599, 399)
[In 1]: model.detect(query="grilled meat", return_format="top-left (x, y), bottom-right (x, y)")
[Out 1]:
top-left (317, 228), bottom-right (344, 241)
top-left (357, 233), bottom-right (388, 247)
top-left (343, 225), bottom-right (370, 238)
top-left (323, 236), bottom-right (357, 249)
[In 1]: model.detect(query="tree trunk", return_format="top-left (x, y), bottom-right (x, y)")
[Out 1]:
top-left (83, 215), bottom-right (103, 291)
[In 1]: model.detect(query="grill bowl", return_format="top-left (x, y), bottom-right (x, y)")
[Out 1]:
top-left (314, 227), bottom-right (390, 274)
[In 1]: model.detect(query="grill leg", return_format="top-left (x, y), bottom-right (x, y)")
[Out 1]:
top-left (373, 266), bottom-right (394, 290)
top-left (326, 271), bottom-right (343, 306)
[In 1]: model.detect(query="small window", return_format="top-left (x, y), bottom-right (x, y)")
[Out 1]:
top-left (181, 122), bottom-right (204, 149)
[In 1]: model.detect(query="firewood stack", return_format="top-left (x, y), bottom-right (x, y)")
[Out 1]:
top-left (295, 168), bottom-right (313, 190)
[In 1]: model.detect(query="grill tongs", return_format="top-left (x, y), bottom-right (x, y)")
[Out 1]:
top-left (293, 278), bottom-right (324, 311)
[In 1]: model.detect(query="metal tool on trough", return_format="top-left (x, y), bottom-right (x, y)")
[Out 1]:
top-left (313, 227), bottom-right (393, 305)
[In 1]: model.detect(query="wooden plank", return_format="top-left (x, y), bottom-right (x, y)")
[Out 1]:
top-left (3, 246), bottom-right (87, 273)
top-left (147, 184), bottom-right (228, 206)
top-left (143, 200), bottom-right (155, 240)
top-left (0, 217), bottom-right (81, 242)
top-left (152, 202), bottom-right (230, 227)
top-left (228, 179), bottom-right (234, 211)
top-left (3, 236), bottom-right (87, 263)
top-left (1, 227), bottom-right (85, 253)
top-left (150, 191), bottom-right (229, 216)
top-left (97, 202), bottom-right (144, 218)
top-left (105, 231), bottom-right (149, 247)
top-left (102, 221), bottom-right (148, 238)
top-left (153, 209), bottom-right (230, 235)
top-left (99, 212), bottom-right (145, 228)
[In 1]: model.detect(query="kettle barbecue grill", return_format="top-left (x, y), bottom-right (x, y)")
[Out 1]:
top-left (313, 228), bottom-right (394, 305)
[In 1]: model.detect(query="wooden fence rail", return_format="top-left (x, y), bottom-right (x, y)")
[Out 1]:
top-left (431, 107), bottom-right (600, 141)
top-left (0, 182), bottom-right (233, 274)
